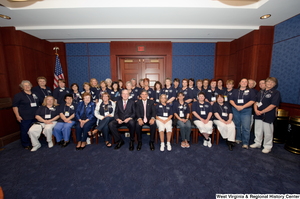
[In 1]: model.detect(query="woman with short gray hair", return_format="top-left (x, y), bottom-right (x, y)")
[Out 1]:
top-left (13, 80), bottom-right (41, 150)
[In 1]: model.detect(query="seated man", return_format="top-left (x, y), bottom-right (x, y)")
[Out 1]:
top-left (109, 89), bottom-right (136, 150)
top-left (135, 90), bottom-right (156, 151)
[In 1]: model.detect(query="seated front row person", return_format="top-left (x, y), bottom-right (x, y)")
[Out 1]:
top-left (135, 90), bottom-right (157, 151)
top-left (173, 92), bottom-right (192, 148)
top-left (91, 92), bottom-right (116, 148)
top-left (109, 89), bottom-right (136, 150)
top-left (53, 94), bottom-right (77, 148)
top-left (213, 94), bottom-right (236, 151)
top-left (75, 92), bottom-right (96, 150)
top-left (192, 92), bottom-right (213, 148)
top-left (28, 96), bottom-right (60, 152)
top-left (156, 94), bottom-right (173, 152)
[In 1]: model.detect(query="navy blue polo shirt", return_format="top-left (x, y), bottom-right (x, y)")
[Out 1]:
top-left (173, 101), bottom-right (190, 118)
top-left (251, 88), bottom-right (258, 96)
top-left (191, 101), bottom-right (212, 121)
top-left (128, 89), bottom-right (138, 101)
top-left (254, 88), bottom-right (281, 123)
top-left (223, 88), bottom-right (235, 102)
top-left (91, 87), bottom-right (100, 93)
top-left (96, 88), bottom-right (111, 100)
top-left (35, 105), bottom-right (59, 120)
top-left (153, 90), bottom-right (163, 103)
top-left (110, 90), bottom-right (121, 102)
top-left (193, 87), bottom-right (204, 101)
top-left (205, 88), bottom-right (219, 102)
top-left (32, 86), bottom-right (52, 105)
top-left (57, 102), bottom-right (77, 122)
top-left (179, 87), bottom-right (193, 102)
top-left (230, 88), bottom-right (256, 107)
top-left (132, 87), bottom-right (141, 99)
top-left (173, 86), bottom-right (181, 95)
top-left (156, 103), bottom-right (173, 117)
top-left (53, 87), bottom-right (71, 105)
top-left (189, 86), bottom-right (195, 91)
top-left (71, 91), bottom-right (81, 104)
top-left (143, 87), bottom-right (154, 99)
top-left (213, 102), bottom-right (232, 121)
top-left (13, 91), bottom-right (40, 120)
top-left (201, 86), bottom-right (209, 93)
top-left (162, 86), bottom-right (176, 100)
top-left (216, 87), bottom-right (226, 95)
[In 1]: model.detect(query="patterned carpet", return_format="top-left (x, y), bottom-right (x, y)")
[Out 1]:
top-left (0, 134), bottom-right (299, 199)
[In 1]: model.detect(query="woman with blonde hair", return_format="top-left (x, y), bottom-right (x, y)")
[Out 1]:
top-left (28, 96), bottom-right (59, 152)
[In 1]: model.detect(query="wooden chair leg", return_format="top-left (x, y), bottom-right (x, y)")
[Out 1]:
top-left (171, 128), bottom-right (174, 144)
top-left (52, 135), bottom-right (56, 146)
top-left (216, 129), bottom-right (220, 145)
top-left (211, 128), bottom-right (215, 144)
top-left (135, 133), bottom-right (137, 144)
top-left (195, 129), bottom-right (199, 144)
top-left (155, 129), bottom-right (158, 144)
top-left (71, 128), bottom-right (77, 144)
top-left (95, 132), bottom-right (99, 144)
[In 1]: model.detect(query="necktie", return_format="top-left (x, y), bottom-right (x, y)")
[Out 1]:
top-left (123, 101), bottom-right (126, 110)
top-left (143, 101), bottom-right (147, 123)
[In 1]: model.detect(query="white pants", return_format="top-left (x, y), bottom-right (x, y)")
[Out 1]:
top-left (156, 116), bottom-right (172, 132)
top-left (28, 122), bottom-right (57, 147)
top-left (254, 119), bottom-right (273, 150)
top-left (194, 120), bottom-right (213, 134)
top-left (213, 120), bottom-right (236, 142)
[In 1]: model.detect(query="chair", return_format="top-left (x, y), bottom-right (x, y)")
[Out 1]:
top-left (0, 186), bottom-right (4, 199)
top-left (110, 126), bottom-right (137, 144)
top-left (175, 124), bottom-right (195, 144)
top-left (195, 125), bottom-right (219, 145)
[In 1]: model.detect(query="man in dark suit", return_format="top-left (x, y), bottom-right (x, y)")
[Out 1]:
top-left (109, 89), bottom-right (136, 150)
top-left (135, 90), bottom-right (157, 151)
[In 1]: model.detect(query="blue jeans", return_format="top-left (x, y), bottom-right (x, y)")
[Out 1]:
top-left (75, 118), bottom-right (96, 142)
top-left (96, 117), bottom-right (114, 142)
top-left (20, 119), bottom-right (36, 147)
top-left (232, 107), bottom-right (252, 145)
top-left (177, 119), bottom-right (192, 142)
top-left (53, 121), bottom-right (76, 142)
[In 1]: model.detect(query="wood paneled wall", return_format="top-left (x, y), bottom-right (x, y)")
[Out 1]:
top-left (0, 27), bottom-right (68, 141)
top-left (214, 26), bottom-right (274, 89)
top-left (110, 41), bottom-right (172, 81)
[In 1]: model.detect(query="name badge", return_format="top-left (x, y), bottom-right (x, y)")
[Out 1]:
top-left (65, 112), bottom-right (70, 117)
top-left (111, 92), bottom-right (115, 94)
top-left (129, 96), bottom-right (133, 99)
top-left (211, 97), bottom-right (216, 102)
top-left (179, 106), bottom-right (183, 109)
top-left (45, 114), bottom-right (51, 119)
top-left (238, 99), bottom-right (244, 104)
top-left (104, 112), bottom-right (109, 116)
top-left (165, 90), bottom-right (168, 92)
top-left (224, 96), bottom-right (228, 101)
top-left (222, 112), bottom-right (228, 117)
top-left (156, 91), bottom-right (160, 93)
top-left (200, 111), bottom-right (206, 115)
top-left (257, 102), bottom-right (263, 107)
top-left (163, 112), bottom-right (168, 117)
top-left (179, 111), bottom-right (184, 118)
top-left (208, 90), bottom-right (211, 92)
top-left (147, 96), bottom-right (149, 99)
top-left (59, 89), bottom-right (63, 92)
top-left (200, 105), bottom-right (203, 108)
top-left (166, 95), bottom-right (169, 99)
top-left (30, 103), bottom-right (37, 107)
top-left (156, 99), bottom-right (159, 102)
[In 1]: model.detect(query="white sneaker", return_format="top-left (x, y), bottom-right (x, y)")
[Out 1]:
top-left (31, 143), bottom-right (41, 152)
top-left (203, 139), bottom-right (208, 146)
top-left (160, 142), bottom-right (165, 152)
top-left (262, 148), bottom-right (271, 153)
top-left (48, 141), bottom-right (53, 148)
top-left (166, 142), bottom-right (172, 151)
top-left (86, 137), bottom-right (91, 145)
top-left (207, 138), bottom-right (212, 148)
top-left (250, 143), bottom-right (261, 149)
top-left (242, 144), bottom-right (248, 149)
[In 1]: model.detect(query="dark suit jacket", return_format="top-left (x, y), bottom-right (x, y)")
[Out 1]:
top-left (114, 99), bottom-right (135, 121)
top-left (135, 99), bottom-right (156, 122)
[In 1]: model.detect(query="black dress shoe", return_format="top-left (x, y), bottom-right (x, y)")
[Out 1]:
top-left (58, 140), bottom-right (64, 146)
top-left (129, 141), bottom-right (134, 151)
top-left (149, 142), bottom-right (155, 151)
top-left (137, 142), bottom-right (142, 151)
top-left (80, 145), bottom-right (86, 150)
top-left (25, 146), bottom-right (32, 150)
top-left (114, 140), bottom-right (125, 150)
top-left (76, 146), bottom-right (81, 151)
top-left (228, 143), bottom-right (233, 151)
top-left (61, 141), bottom-right (70, 148)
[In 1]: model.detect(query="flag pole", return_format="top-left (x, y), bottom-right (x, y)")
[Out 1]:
top-left (53, 46), bottom-right (59, 55)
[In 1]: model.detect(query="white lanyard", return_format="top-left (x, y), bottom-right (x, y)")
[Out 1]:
top-left (26, 93), bottom-right (37, 107)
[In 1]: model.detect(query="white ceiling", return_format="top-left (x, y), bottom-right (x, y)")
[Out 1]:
top-left (0, 0), bottom-right (299, 43)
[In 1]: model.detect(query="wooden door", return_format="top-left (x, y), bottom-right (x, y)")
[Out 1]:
top-left (119, 57), bottom-right (165, 86)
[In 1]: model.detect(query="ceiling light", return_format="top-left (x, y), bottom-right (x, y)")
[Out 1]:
top-left (0, 14), bottom-right (11, 19)
top-left (260, 14), bottom-right (271, 19)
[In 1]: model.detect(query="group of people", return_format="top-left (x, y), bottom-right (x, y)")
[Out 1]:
top-left (12, 76), bottom-right (281, 154)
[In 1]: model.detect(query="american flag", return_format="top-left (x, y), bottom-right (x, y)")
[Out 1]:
top-left (53, 54), bottom-right (64, 89)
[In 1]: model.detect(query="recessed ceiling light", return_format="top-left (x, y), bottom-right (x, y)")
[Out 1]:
top-left (0, 14), bottom-right (11, 19)
top-left (260, 14), bottom-right (271, 19)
